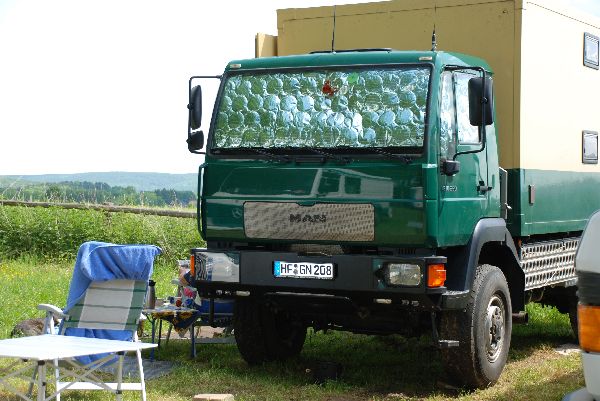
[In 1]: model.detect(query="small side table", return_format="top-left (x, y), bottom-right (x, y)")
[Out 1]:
top-left (142, 305), bottom-right (198, 360)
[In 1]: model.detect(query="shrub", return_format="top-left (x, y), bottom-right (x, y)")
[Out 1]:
top-left (0, 205), bottom-right (203, 263)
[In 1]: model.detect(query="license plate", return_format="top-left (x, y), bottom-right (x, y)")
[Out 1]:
top-left (274, 261), bottom-right (334, 280)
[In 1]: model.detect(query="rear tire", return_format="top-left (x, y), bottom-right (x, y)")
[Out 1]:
top-left (440, 264), bottom-right (512, 389)
top-left (234, 299), bottom-right (306, 365)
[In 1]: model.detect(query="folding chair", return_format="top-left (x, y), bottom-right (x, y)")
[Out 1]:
top-left (36, 241), bottom-right (161, 401)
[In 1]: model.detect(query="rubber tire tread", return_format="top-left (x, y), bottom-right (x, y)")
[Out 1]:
top-left (262, 310), bottom-right (306, 360)
top-left (440, 264), bottom-right (512, 389)
top-left (234, 299), bottom-right (269, 365)
top-left (234, 299), bottom-right (307, 364)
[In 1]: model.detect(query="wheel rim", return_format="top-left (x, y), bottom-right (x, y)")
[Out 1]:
top-left (485, 294), bottom-right (506, 363)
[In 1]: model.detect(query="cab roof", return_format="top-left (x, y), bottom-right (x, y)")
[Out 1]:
top-left (224, 50), bottom-right (492, 73)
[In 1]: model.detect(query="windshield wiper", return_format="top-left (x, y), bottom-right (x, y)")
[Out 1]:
top-left (369, 148), bottom-right (412, 164)
top-left (335, 146), bottom-right (412, 164)
top-left (298, 147), bottom-right (351, 165)
top-left (217, 147), bottom-right (292, 164)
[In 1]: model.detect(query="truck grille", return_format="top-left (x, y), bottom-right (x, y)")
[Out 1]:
top-left (521, 237), bottom-right (579, 290)
top-left (244, 202), bottom-right (374, 242)
top-left (289, 243), bottom-right (344, 255)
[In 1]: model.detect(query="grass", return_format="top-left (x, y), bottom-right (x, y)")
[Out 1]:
top-left (0, 205), bottom-right (201, 263)
top-left (0, 257), bottom-right (179, 338)
top-left (0, 257), bottom-right (585, 401)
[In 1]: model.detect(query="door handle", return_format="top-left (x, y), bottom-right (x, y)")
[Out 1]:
top-left (477, 180), bottom-right (492, 193)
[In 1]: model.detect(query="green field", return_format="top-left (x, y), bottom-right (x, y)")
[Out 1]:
top-left (0, 205), bottom-right (586, 400)
top-left (0, 205), bottom-right (200, 262)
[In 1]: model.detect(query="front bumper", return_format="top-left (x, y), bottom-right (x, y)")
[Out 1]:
top-left (191, 249), bottom-right (459, 310)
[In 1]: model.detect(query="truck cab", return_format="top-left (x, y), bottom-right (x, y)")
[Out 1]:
top-left (187, 49), bottom-right (518, 388)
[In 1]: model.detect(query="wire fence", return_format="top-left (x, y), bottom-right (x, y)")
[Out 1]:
top-left (0, 200), bottom-right (196, 218)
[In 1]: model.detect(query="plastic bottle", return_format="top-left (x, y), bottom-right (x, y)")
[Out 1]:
top-left (146, 280), bottom-right (156, 309)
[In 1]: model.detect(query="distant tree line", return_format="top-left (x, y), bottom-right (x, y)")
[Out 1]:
top-left (0, 180), bottom-right (196, 207)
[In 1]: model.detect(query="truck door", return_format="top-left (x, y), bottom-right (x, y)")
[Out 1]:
top-left (438, 70), bottom-right (490, 245)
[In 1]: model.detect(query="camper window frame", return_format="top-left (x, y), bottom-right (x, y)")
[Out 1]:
top-left (583, 130), bottom-right (598, 164)
top-left (583, 32), bottom-right (599, 70)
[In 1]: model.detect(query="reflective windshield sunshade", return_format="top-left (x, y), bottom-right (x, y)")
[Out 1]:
top-left (212, 67), bottom-right (430, 149)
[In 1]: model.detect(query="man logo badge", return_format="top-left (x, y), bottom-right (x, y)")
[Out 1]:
top-left (289, 214), bottom-right (327, 223)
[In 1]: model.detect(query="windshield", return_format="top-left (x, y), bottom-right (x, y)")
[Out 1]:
top-left (211, 66), bottom-right (430, 150)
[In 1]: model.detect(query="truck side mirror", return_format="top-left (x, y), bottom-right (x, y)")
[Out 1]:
top-left (187, 130), bottom-right (205, 153)
top-left (189, 85), bottom-right (203, 130)
top-left (188, 85), bottom-right (204, 153)
top-left (468, 77), bottom-right (494, 126)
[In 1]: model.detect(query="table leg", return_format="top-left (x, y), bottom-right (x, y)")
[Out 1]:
top-left (37, 361), bottom-right (46, 401)
top-left (136, 349), bottom-right (147, 401)
top-left (116, 352), bottom-right (124, 401)
top-left (157, 319), bottom-right (163, 349)
top-left (190, 325), bottom-right (196, 359)
top-left (54, 358), bottom-right (61, 401)
top-left (149, 318), bottom-right (156, 362)
top-left (150, 318), bottom-right (156, 345)
top-left (26, 359), bottom-right (36, 399)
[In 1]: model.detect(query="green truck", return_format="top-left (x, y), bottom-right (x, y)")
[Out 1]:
top-left (185, 0), bottom-right (600, 388)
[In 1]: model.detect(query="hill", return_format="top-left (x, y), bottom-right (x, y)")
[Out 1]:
top-left (2, 172), bottom-right (197, 192)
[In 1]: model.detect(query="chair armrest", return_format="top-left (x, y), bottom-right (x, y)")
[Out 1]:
top-left (37, 304), bottom-right (68, 335)
top-left (37, 304), bottom-right (67, 319)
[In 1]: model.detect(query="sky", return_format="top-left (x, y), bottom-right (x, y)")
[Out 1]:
top-left (0, 0), bottom-right (599, 175)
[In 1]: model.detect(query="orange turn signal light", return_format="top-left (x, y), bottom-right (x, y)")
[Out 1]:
top-left (428, 264), bottom-right (447, 288)
top-left (579, 304), bottom-right (600, 353)
top-left (189, 254), bottom-right (196, 278)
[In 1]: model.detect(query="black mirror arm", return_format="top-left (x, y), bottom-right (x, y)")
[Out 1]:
top-left (449, 66), bottom-right (488, 162)
top-left (443, 122), bottom-right (487, 175)
top-left (452, 127), bottom-right (487, 161)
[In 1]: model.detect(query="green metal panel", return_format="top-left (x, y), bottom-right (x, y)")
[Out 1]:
top-left (203, 159), bottom-right (432, 247)
top-left (435, 124), bottom-right (502, 247)
top-left (506, 168), bottom-right (600, 237)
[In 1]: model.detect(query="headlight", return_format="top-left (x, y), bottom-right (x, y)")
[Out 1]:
top-left (193, 250), bottom-right (240, 283)
top-left (385, 263), bottom-right (422, 286)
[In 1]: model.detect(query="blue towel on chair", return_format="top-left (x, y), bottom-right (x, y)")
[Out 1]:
top-left (63, 241), bottom-right (161, 364)
top-left (66, 241), bottom-right (160, 310)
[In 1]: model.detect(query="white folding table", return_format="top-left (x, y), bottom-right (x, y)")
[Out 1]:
top-left (0, 334), bottom-right (156, 401)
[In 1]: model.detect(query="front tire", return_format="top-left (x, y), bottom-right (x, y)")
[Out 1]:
top-left (440, 264), bottom-right (512, 388)
top-left (234, 299), bottom-right (306, 365)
